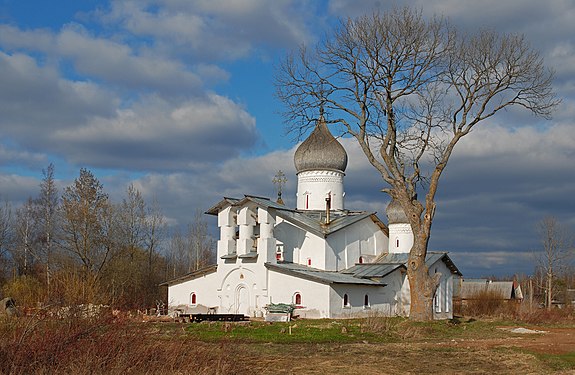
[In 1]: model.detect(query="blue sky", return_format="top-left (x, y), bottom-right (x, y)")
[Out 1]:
top-left (1, 0), bottom-right (574, 278)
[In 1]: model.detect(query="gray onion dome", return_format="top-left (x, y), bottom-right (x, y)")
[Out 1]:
top-left (294, 116), bottom-right (348, 174)
top-left (386, 198), bottom-right (409, 224)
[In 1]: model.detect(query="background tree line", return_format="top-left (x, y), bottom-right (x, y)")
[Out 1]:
top-left (0, 164), bottom-right (214, 310)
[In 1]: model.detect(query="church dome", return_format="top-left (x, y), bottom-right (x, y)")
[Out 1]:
top-left (386, 198), bottom-right (409, 224)
top-left (294, 116), bottom-right (348, 174)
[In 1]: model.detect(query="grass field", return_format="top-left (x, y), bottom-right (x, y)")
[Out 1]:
top-left (1, 312), bottom-right (574, 374)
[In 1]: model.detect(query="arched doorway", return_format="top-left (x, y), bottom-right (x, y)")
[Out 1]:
top-left (234, 284), bottom-right (249, 315)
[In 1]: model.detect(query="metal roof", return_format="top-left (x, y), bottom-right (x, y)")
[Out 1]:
top-left (460, 280), bottom-right (519, 299)
top-left (342, 263), bottom-right (405, 278)
top-left (159, 265), bottom-right (218, 287)
top-left (208, 194), bottom-right (387, 239)
top-left (266, 262), bottom-right (385, 286)
top-left (372, 252), bottom-right (462, 276)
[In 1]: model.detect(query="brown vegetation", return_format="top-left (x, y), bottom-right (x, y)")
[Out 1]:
top-left (0, 314), bottom-right (247, 375)
top-left (2, 311), bottom-right (573, 374)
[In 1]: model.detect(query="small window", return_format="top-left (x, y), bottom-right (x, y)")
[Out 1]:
top-left (191, 293), bottom-right (197, 305)
top-left (364, 294), bottom-right (370, 309)
top-left (343, 293), bottom-right (350, 308)
top-left (396, 238), bottom-right (400, 248)
top-left (359, 256), bottom-right (364, 264)
top-left (294, 292), bottom-right (302, 306)
top-left (307, 258), bottom-right (312, 266)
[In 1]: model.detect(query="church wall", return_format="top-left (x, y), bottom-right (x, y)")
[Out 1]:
top-left (430, 260), bottom-right (454, 320)
top-left (296, 170), bottom-right (345, 210)
top-left (215, 264), bottom-right (269, 317)
top-left (329, 284), bottom-right (395, 318)
top-left (274, 218), bottom-right (326, 269)
top-left (388, 223), bottom-right (413, 254)
top-left (167, 272), bottom-right (221, 314)
top-left (326, 218), bottom-right (388, 271)
top-left (393, 260), bottom-right (455, 319)
top-left (268, 271), bottom-right (331, 319)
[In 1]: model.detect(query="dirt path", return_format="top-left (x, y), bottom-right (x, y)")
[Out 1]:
top-left (245, 327), bottom-right (575, 374)
top-left (432, 327), bottom-right (575, 354)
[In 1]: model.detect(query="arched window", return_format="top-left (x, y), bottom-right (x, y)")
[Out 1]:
top-left (294, 292), bottom-right (302, 305)
top-left (359, 256), bottom-right (364, 264)
top-left (307, 258), bottom-right (312, 266)
top-left (396, 238), bottom-right (400, 248)
top-left (364, 294), bottom-right (370, 308)
top-left (343, 293), bottom-right (349, 307)
top-left (190, 293), bottom-right (197, 305)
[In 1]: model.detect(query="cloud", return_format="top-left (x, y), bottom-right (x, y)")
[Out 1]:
top-left (0, 51), bottom-right (118, 140)
top-left (56, 24), bottom-right (204, 94)
top-left (51, 94), bottom-right (258, 170)
top-left (102, 0), bottom-right (319, 61)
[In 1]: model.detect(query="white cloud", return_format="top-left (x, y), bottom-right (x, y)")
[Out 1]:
top-left (52, 94), bottom-right (258, 170)
top-left (102, 0), bottom-right (318, 60)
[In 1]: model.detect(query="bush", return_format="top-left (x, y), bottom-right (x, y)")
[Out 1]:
top-left (0, 315), bottom-right (248, 374)
top-left (1, 275), bottom-right (46, 308)
top-left (462, 289), bottom-right (518, 317)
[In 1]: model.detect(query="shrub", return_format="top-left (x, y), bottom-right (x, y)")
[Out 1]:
top-left (0, 315), bottom-right (248, 374)
top-left (462, 289), bottom-right (518, 317)
top-left (1, 275), bottom-right (45, 308)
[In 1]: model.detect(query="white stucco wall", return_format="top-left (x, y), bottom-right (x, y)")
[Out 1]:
top-left (274, 218), bottom-right (326, 269)
top-left (395, 259), bottom-right (455, 320)
top-left (296, 170), bottom-right (345, 210)
top-left (167, 272), bottom-right (221, 313)
top-left (326, 218), bottom-right (388, 271)
top-left (268, 270), bottom-right (331, 318)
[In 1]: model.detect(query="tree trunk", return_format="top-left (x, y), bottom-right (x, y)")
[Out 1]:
top-left (546, 272), bottom-right (552, 310)
top-left (407, 238), bottom-right (435, 321)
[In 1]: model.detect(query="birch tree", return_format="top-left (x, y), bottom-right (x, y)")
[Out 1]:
top-left (276, 7), bottom-right (558, 320)
top-left (537, 217), bottom-right (573, 310)
top-left (35, 163), bottom-right (59, 293)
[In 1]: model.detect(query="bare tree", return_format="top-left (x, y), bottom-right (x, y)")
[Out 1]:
top-left (537, 217), bottom-right (573, 310)
top-left (60, 168), bottom-right (112, 277)
top-left (187, 210), bottom-right (214, 272)
top-left (35, 163), bottom-right (59, 294)
top-left (145, 197), bottom-right (165, 276)
top-left (276, 8), bottom-right (558, 320)
top-left (13, 198), bottom-right (38, 276)
top-left (117, 184), bottom-right (147, 256)
top-left (166, 228), bottom-right (187, 279)
top-left (0, 200), bottom-right (13, 278)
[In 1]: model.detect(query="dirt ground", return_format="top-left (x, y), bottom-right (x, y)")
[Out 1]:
top-left (242, 326), bottom-right (575, 374)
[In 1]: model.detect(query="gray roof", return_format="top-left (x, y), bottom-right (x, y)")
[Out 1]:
top-left (159, 265), bottom-right (218, 287)
top-left (266, 262), bottom-right (385, 286)
top-left (460, 280), bottom-right (521, 300)
top-left (206, 194), bottom-right (388, 238)
top-left (342, 263), bottom-right (406, 278)
top-left (293, 116), bottom-right (348, 174)
top-left (373, 252), bottom-right (462, 276)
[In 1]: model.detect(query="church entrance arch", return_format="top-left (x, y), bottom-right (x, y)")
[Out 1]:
top-left (234, 284), bottom-right (249, 315)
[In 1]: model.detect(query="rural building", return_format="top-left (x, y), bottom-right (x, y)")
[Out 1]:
top-left (163, 116), bottom-right (461, 319)
top-left (456, 279), bottom-right (523, 305)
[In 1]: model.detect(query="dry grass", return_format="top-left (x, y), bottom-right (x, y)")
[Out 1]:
top-left (1, 309), bottom-right (573, 374)
top-left (0, 314), bottom-right (247, 375)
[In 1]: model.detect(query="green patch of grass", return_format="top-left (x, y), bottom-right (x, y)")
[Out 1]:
top-left (180, 316), bottom-right (517, 344)
top-left (184, 319), bottom-right (403, 344)
top-left (184, 321), bottom-right (351, 343)
top-left (533, 351), bottom-right (575, 371)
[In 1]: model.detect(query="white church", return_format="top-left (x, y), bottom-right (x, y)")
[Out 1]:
top-left (164, 116), bottom-right (461, 319)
